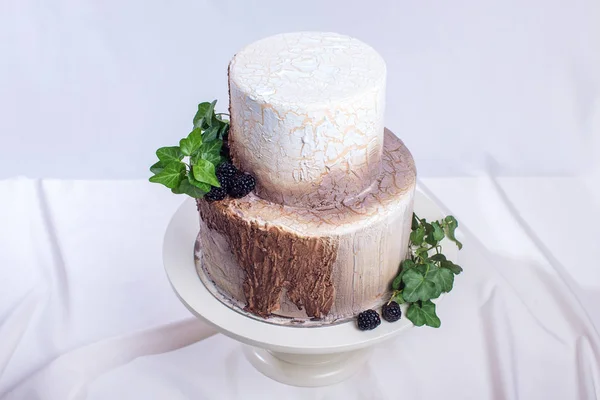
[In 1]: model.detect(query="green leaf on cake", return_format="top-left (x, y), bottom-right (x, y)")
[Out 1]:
top-left (443, 216), bottom-right (463, 250)
top-left (191, 140), bottom-right (223, 168)
top-left (156, 146), bottom-right (183, 163)
top-left (150, 161), bottom-right (165, 174)
top-left (412, 213), bottom-right (420, 230)
top-left (192, 159), bottom-right (220, 187)
top-left (385, 211), bottom-right (464, 329)
top-left (402, 268), bottom-right (439, 303)
top-left (202, 126), bottom-right (219, 143)
top-left (441, 260), bottom-right (463, 275)
top-left (149, 161), bottom-right (185, 189)
top-left (188, 173), bottom-right (212, 192)
top-left (401, 258), bottom-right (416, 271)
top-left (425, 221), bottom-right (444, 246)
top-left (406, 300), bottom-right (441, 328)
top-left (205, 100), bottom-right (217, 127)
top-left (193, 102), bottom-right (211, 129)
top-left (178, 178), bottom-right (209, 198)
top-left (428, 267), bottom-right (454, 293)
top-left (171, 184), bottom-right (184, 194)
top-left (431, 221), bottom-right (445, 241)
top-left (219, 122), bottom-right (229, 140)
top-left (392, 274), bottom-right (403, 291)
top-left (416, 246), bottom-right (429, 260)
top-left (393, 291), bottom-right (405, 304)
top-left (180, 128), bottom-right (203, 156)
top-left (410, 226), bottom-right (426, 246)
top-left (415, 261), bottom-right (430, 276)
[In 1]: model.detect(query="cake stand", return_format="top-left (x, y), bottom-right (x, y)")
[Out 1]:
top-left (163, 190), bottom-right (458, 387)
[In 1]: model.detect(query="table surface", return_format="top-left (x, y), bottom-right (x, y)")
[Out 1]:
top-left (0, 176), bottom-right (599, 399)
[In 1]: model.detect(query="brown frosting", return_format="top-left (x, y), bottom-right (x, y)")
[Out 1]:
top-left (197, 199), bottom-right (339, 318)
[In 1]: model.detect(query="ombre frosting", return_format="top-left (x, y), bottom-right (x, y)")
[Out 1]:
top-left (195, 32), bottom-right (416, 326)
top-left (228, 32), bottom-right (387, 208)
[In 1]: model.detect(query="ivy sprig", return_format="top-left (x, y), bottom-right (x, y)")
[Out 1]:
top-left (390, 213), bottom-right (463, 328)
top-left (149, 100), bottom-right (230, 198)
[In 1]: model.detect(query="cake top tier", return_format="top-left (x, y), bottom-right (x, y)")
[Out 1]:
top-left (229, 32), bottom-right (386, 106)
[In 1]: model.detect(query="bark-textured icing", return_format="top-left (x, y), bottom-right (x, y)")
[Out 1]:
top-left (228, 32), bottom-right (386, 208)
top-left (197, 199), bottom-right (338, 318)
top-left (196, 130), bottom-right (416, 325)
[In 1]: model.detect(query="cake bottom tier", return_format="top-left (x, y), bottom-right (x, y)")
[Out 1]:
top-left (195, 129), bottom-right (416, 326)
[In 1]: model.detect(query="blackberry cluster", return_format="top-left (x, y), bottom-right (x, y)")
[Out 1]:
top-left (205, 162), bottom-right (256, 202)
top-left (381, 301), bottom-right (402, 322)
top-left (356, 309), bottom-right (381, 331)
top-left (215, 162), bottom-right (238, 190)
top-left (204, 186), bottom-right (227, 202)
top-left (229, 173), bottom-right (255, 198)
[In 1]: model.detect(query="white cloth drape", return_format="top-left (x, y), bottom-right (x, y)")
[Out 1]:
top-left (0, 177), bottom-right (598, 399)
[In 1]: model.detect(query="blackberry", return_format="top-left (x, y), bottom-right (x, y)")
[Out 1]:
top-left (381, 301), bottom-right (402, 322)
top-left (228, 173), bottom-right (256, 198)
top-left (204, 186), bottom-right (227, 202)
top-left (215, 162), bottom-right (238, 190)
top-left (356, 309), bottom-right (381, 331)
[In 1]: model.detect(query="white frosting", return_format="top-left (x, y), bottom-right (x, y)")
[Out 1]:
top-left (229, 32), bottom-right (387, 207)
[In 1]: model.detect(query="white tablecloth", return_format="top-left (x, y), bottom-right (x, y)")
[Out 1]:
top-left (0, 176), bottom-right (599, 399)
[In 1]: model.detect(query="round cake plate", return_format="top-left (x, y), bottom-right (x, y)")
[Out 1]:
top-left (163, 190), bottom-right (457, 387)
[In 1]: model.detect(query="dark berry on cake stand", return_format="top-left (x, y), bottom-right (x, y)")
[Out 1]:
top-left (381, 301), bottom-right (402, 322)
top-left (356, 309), bottom-right (381, 331)
top-left (229, 173), bottom-right (256, 198)
top-left (204, 186), bottom-right (227, 202)
top-left (216, 162), bottom-right (238, 190)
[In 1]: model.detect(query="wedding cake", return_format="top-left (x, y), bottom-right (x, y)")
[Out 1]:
top-left (195, 32), bottom-right (416, 326)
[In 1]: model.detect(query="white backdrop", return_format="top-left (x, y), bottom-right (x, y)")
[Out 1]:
top-left (1, 0), bottom-right (599, 179)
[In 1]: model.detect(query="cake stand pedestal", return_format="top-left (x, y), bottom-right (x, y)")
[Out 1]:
top-left (163, 190), bottom-right (456, 387)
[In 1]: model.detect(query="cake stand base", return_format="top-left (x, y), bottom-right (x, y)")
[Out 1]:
top-left (163, 189), bottom-right (457, 387)
top-left (243, 346), bottom-right (372, 387)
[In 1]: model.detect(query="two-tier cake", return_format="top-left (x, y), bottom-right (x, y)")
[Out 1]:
top-left (194, 32), bottom-right (416, 326)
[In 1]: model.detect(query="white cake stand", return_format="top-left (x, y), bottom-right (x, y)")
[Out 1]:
top-left (163, 190), bottom-right (457, 387)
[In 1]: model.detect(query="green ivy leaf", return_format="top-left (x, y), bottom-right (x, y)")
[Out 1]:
top-left (429, 253), bottom-right (447, 262)
top-left (150, 161), bottom-right (165, 174)
top-left (205, 100), bottom-right (217, 127)
top-left (443, 216), bottom-right (463, 250)
top-left (410, 226), bottom-right (426, 246)
top-left (441, 260), bottom-right (463, 275)
top-left (202, 126), bottom-right (219, 142)
top-left (424, 222), bottom-right (433, 235)
top-left (402, 269), bottom-right (438, 302)
top-left (425, 221), bottom-right (444, 246)
top-left (179, 128), bottom-right (203, 156)
top-left (193, 102), bottom-right (211, 129)
top-left (156, 146), bottom-right (183, 163)
top-left (392, 259), bottom-right (416, 290)
top-left (393, 291), bottom-right (405, 304)
top-left (429, 267), bottom-right (454, 293)
top-left (415, 261), bottom-right (430, 276)
top-left (191, 140), bottom-right (223, 167)
top-left (171, 183), bottom-right (184, 194)
top-left (401, 259), bottom-right (416, 271)
top-left (188, 173), bottom-right (212, 192)
top-left (178, 178), bottom-right (209, 198)
top-left (411, 213), bottom-right (420, 230)
top-left (192, 159), bottom-right (220, 187)
top-left (416, 246), bottom-right (429, 260)
top-left (219, 122), bottom-right (229, 140)
top-left (406, 300), bottom-right (441, 328)
top-left (149, 161), bottom-right (185, 189)
top-left (431, 221), bottom-right (445, 241)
